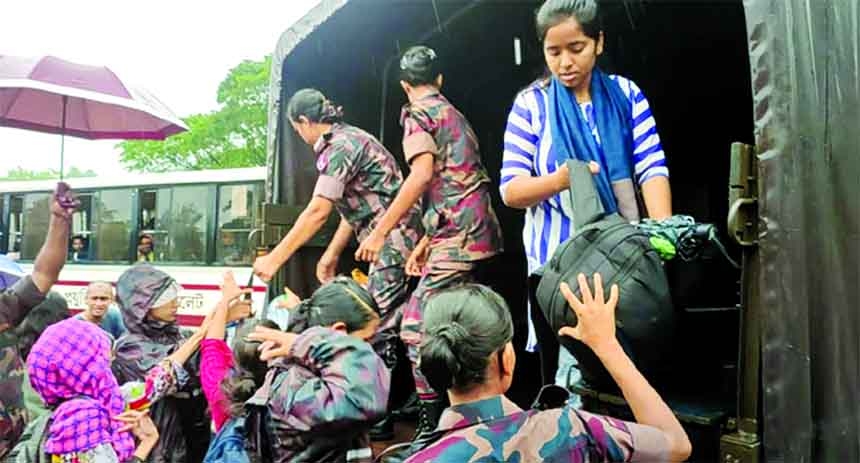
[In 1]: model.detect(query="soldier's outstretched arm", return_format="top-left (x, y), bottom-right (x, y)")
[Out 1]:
top-left (253, 196), bottom-right (334, 282)
top-left (31, 182), bottom-right (76, 293)
top-left (317, 217), bottom-right (352, 284)
top-left (356, 153), bottom-right (433, 263)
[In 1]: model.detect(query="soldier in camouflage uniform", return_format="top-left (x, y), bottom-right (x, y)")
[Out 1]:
top-left (403, 279), bottom-right (691, 462)
top-left (356, 45), bottom-right (503, 439)
top-left (0, 183), bottom-right (75, 459)
top-left (253, 89), bottom-right (422, 363)
top-left (246, 283), bottom-right (391, 463)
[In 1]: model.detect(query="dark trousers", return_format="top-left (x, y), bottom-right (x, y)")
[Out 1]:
top-left (528, 273), bottom-right (560, 387)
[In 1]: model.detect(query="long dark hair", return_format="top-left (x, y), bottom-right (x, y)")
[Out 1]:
top-left (287, 88), bottom-right (344, 124)
top-left (419, 285), bottom-right (514, 393)
top-left (535, 0), bottom-right (602, 42)
top-left (286, 276), bottom-right (379, 334)
top-left (399, 45), bottom-right (443, 86)
top-left (221, 319), bottom-right (280, 417)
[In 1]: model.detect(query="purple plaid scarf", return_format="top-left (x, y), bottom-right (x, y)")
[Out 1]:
top-left (27, 318), bottom-right (135, 460)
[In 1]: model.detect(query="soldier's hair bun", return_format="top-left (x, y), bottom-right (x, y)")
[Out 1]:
top-left (399, 45), bottom-right (442, 87)
top-left (287, 88), bottom-right (345, 124)
top-left (420, 285), bottom-right (514, 393)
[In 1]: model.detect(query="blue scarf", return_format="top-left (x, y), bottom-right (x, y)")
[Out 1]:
top-left (548, 69), bottom-right (634, 214)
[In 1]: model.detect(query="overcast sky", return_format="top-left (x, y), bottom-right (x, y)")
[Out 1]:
top-left (0, 0), bottom-right (318, 176)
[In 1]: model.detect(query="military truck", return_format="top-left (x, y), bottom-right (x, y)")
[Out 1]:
top-left (256, 1), bottom-right (859, 461)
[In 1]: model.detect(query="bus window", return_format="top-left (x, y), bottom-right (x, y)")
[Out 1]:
top-left (139, 186), bottom-right (210, 263)
top-left (138, 188), bottom-right (170, 261)
top-left (165, 186), bottom-right (209, 263)
top-left (21, 193), bottom-right (51, 260)
top-left (216, 183), bottom-right (261, 266)
top-left (69, 194), bottom-right (93, 262)
top-left (94, 189), bottom-right (134, 262)
top-left (7, 196), bottom-right (23, 258)
top-left (0, 197), bottom-right (4, 254)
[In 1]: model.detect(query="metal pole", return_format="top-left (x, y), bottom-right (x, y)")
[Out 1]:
top-left (59, 95), bottom-right (67, 181)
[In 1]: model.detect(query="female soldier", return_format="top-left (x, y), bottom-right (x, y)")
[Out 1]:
top-left (252, 88), bottom-right (421, 364)
top-left (407, 278), bottom-right (691, 462)
top-left (244, 277), bottom-right (390, 463)
top-left (500, 0), bottom-right (673, 388)
top-left (356, 46), bottom-right (504, 438)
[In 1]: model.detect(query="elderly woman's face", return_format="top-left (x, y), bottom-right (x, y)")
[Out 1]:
top-left (148, 298), bottom-right (179, 323)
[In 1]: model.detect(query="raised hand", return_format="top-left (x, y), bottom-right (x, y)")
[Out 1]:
top-left (558, 273), bottom-right (620, 356)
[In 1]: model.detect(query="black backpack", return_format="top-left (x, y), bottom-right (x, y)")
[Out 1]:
top-left (535, 160), bottom-right (674, 389)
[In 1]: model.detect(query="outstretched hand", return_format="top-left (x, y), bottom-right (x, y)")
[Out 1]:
top-left (405, 239), bottom-right (429, 277)
top-left (558, 273), bottom-right (620, 356)
top-left (52, 182), bottom-right (79, 221)
top-left (253, 254), bottom-right (279, 282)
top-left (247, 326), bottom-right (299, 361)
top-left (220, 271), bottom-right (245, 301)
top-left (355, 229), bottom-right (384, 263)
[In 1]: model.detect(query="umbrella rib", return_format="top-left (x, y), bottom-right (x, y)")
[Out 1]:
top-left (81, 96), bottom-right (93, 132)
top-left (1, 87), bottom-right (28, 119)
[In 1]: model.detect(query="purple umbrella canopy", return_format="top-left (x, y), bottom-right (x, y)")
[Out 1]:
top-left (0, 254), bottom-right (24, 290)
top-left (0, 55), bottom-right (188, 140)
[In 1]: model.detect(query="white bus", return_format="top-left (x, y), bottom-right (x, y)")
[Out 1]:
top-left (0, 167), bottom-right (268, 325)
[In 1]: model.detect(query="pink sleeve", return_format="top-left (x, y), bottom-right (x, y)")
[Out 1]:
top-left (201, 338), bottom-right (234, 431)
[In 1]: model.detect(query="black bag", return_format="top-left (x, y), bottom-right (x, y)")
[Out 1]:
top-left (535, 160), bottom-right (674, 389)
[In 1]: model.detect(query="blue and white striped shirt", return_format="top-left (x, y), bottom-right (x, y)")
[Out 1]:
top-left (500, 75), bottom-right (669, 276)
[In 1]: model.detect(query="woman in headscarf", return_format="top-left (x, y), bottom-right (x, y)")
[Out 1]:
top-left (111, 263), bottom-right (210, 463)
top-left (25, 317), bottom-right (159, 462)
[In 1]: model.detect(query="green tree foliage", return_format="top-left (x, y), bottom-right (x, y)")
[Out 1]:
top-left (0, 166), bottom-right (96, 181)
top-left (119, 56), bottom-right (271, 172)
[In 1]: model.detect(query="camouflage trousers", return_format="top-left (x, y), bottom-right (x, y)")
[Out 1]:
top-left (401, 258), bottom-right (478, 397)
top-left (0, 345), bottom-right (26, 460)
top-left (367, 244), bottom-right (410, 370)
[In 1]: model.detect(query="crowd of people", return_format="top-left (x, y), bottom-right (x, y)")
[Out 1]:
top-left (1, 1), bottom-right (693, 462)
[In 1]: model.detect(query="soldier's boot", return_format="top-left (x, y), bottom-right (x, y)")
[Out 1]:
top-left (370, 338), bottom-right (399, 442)
top-left (375, 397), bottom-right (448, 463)
top-left (391, 392), bottom-right (419, 421)
top-left (370, 415), bottom-right (396, 441)
top-left (412, 396), bottom-right (447, 442)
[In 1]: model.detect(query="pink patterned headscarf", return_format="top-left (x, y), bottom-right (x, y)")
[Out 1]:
top-left (26, 318), bottom-right (135, 460)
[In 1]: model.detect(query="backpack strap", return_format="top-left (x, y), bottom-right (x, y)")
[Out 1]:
top-left (566, 159), bottom-right (606, 230)
top-left (531, 384), bottom-right (573, 411)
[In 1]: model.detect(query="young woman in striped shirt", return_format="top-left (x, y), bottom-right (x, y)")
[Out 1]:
top-left (500, 0), bottom-right (673, 389)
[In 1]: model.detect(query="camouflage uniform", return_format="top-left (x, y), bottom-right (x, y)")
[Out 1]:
top-left (0, 276), bottom-right (46, 460)
top-left (259, 326), bottom-right (390, 463)
top-left (399, 93), bottom-right (504, 395)
top-left (313, 123), bottom-right (423, 346)
top-left (405, 393), bottom-right (669, 462)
